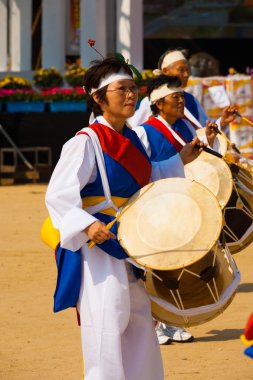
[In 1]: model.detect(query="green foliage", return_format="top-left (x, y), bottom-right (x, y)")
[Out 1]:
top-left (64, 67), bottom-right (88, 87)
top-left (33, 67), bottom-right (64, 89)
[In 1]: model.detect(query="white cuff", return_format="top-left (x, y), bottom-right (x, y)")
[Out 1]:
top-left (151, 153), bottom-right (185, 181)
top-left (59, 207), bottom-right (98, 251)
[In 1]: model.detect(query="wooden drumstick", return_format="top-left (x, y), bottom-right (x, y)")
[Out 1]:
top-left (234, 110), bottom-right (253, 127)
top-left (194, 144), bottom-right (223, 158)
top-left (195, 141), bottom-right (253, 172)
top-left (87, 182), bottom-right (155, 249)
top-left (214, 128), bottom-right (242, 154)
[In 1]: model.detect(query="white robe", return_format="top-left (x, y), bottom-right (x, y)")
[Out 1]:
top-left (46, 117), bottom-right (185, 380)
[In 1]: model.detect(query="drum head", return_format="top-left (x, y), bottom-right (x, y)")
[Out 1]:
top-left (185, 152), bottom-right (233, 208)
top-left (196, 127), bottom-right (227, 156)
top-left (118, 178), bottom-right (222, 270)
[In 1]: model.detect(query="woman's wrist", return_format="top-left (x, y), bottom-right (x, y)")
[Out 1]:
top-left (220, 119), bottom-right (227, 129)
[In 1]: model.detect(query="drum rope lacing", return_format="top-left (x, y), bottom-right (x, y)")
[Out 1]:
top-left (186, 106), bottom-right (253, 173)
top-left (149, 243), bottom-right (232, 325)
top-left (223, 180), bottom-right (253, 243)
top-left (149, 243), bottom-right (231, 309)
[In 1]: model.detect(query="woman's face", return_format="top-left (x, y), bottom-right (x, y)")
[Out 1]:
top-left (98, 79), bottom-right (138, 120)
top-left (157, 91), bottom-right (185, 124)
top-left (162, 60), bottom-right (190, 88)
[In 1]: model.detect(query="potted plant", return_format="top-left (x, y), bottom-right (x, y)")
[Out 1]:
top-left (0, 88), bottom-right (45, 113)
top-left (41, 87), bottom-right (87, 112)
top-left (64, 67), bottom-right (87, 87)
top-left (0, 75), bottom-right (33, 112)
top-left (0, 75), bottom-right (32, 90)
top-left (33, 67), bottom-right (64, 90)
top-left (135, 69), bottom-right (155, 87)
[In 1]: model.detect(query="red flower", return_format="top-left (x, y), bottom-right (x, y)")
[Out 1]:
top-left (87, 39), bottom-right (104, 59)
top-left (88, 39), bottom-right (96, 47)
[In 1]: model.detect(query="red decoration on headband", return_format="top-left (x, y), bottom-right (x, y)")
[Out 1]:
top-left (87, 38), bottom-right (104, 59)
top-left (88, 39), bottom-right (96, 47)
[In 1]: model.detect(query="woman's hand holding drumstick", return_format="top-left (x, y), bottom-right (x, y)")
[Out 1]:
top-left (85, 221), bottom-right (116, 247)
top-left (87, 182), bottom-right (155, 249)
top-left (180, 136), bottom-right (205, 164)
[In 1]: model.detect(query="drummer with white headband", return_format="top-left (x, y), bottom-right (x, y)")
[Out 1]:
top-left (128, 48), bottom-right (238, 145)
top-left (134, 75), bottom-right (219, 161)
top-left (45, 55), bottom-right (204, 380)
top-left (133, 74), bottom-right (216, 345)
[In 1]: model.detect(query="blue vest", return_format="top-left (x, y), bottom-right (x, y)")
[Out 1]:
top-left (54, 124), bottom-right (151, 312)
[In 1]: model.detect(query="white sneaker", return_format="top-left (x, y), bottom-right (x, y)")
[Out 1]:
top-left (161, 324), bottom-right (194, 343)
top-left (156, 326), bottom-right (172, 345)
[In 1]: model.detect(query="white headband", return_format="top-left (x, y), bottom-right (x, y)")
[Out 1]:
top-left (150, 84), bottom-right (183, 104)
top-left (87, 70), bottom-right (133, 95)
top-left (161, 51), bottom-right (186, 69)
top-left (153, 51), bottom-right (186, 76)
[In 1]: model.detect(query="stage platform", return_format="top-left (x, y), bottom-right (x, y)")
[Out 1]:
top-left (0, 111), bottom-right (89, 167)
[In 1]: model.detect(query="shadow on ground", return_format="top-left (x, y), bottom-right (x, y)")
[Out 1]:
top-left (237, 283), bottom-right (253, 293)
top-left (194, 328), bottom-right (244, 342)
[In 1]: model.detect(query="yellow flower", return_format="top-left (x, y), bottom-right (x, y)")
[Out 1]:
top-left (0, 75), bottom-right (32, 89)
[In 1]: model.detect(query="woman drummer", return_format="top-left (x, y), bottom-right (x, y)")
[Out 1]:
top-left (128, 48), bottom-right (238, 140)
top-left (45, 56), bottom-right (203, 380)
top-left (134, 74), bottom-right (219, 161)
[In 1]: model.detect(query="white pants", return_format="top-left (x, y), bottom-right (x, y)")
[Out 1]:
top-left (77, 246), bottom-right (164, 380)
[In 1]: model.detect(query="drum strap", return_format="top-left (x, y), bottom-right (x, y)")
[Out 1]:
top-left (184, 107), bottom-right (203, 130)
top-left (79, 127), bottom-right (119, 215)
top-left (41, 128), bottom-right (120, 251)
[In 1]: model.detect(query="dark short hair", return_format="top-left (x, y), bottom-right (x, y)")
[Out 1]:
top-left (147, 75), bottom-right (182, 114)
top-left (83, 57), bottom-right (133, 117)
top-left (157, 47), bottom-right (189, 70)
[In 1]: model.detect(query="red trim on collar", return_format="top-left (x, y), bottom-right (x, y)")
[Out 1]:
top-left (77, 123), bottom-right (151, 188)
top-left (145, 117), bottom-right (186, 152)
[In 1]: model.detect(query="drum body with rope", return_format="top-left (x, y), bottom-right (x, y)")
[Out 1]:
top-left (117, 178), bottom-right (240, 327)
top-left (197, 126), bottom-right (253, 192)
top-left (185, 149), bottom-right (253, 254)
top-left (225, 164), bottom-right (253, 253)
top-left (155, 123), bottom-right (253, 254)
top-left (195, 127), bottom-right (227, 156)
top-left (146, 243), bottom-right (239, 327)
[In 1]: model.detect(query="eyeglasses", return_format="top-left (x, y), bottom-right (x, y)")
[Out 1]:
top-left (106, 85), bottom-right (139, 95)
top-left (168, 93), bottom-right (185, 102)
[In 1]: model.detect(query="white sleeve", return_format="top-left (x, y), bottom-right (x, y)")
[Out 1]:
top-left (133, 125), bottom-right (151, 158)
top-left (215, 117), bottom-right (221, 130)
top-left (200, 134), bottom-right (221, 153)
top-left (45, 134), bottom-right (98, 251)
top-left (151, 154), bottom-right (185, 181)
top-left (128, 97), bottom-right (152, 127)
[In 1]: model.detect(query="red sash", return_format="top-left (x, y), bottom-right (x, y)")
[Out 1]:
top-left (77, 123), bottom-right (151, 188)
top-left (145, 117), bottom-right (186, 152)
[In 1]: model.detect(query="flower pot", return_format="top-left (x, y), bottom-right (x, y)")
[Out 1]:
top-left (49, 101), bottom-right (87, 112)
top-left (5, 101), bottom-right (45, 113)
